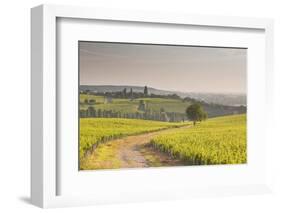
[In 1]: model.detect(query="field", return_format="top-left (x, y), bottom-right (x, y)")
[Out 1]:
top-left (80, 93), bottom-right (246, 120)
top-left (79, 114), bottom-right (246, 170)
top-left (151, 114), bottom-right (246, 165)
top-left (79, 93), bottom-right (247, 169)
top-left (78, 41), bottom-right (248, 170)
top-left (80, 118), bottom-right (188, 159)
top-left (80, 94), bottom-right (190, 113)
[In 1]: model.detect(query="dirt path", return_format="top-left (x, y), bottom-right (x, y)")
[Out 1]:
top-left (80, 125), bottom-right (191, 170)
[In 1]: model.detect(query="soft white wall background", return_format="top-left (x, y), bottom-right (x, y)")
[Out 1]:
top-left (0, 0), bottom-right (280, 212)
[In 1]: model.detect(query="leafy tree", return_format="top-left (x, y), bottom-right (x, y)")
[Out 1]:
top-left (201, 111), bottom-right (208, 121)
top-left (123, 88), bottom-right (127, 98)
top-left (144, 86), bottom-right (148, 96)
top-left (130, 88), bottom-right (133, 99)
top-left (186, 103), bottom-right (207, 125)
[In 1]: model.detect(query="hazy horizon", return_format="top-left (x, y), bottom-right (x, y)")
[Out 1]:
top-left (80, 84), bottom-right (246, 95)
top-left (79, 42), bottom-right (247, 94)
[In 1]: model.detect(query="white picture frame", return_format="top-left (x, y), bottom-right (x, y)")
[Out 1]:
top-left (31, 4), bottom-right (274, 208)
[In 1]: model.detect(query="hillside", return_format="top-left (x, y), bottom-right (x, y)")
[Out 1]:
top-left (80, 85), bottom-right (246, 106)
top-left (151, 114), bottom-right (246, 165)
top-left (80, 114), bottom-right (247, 169)
top-left (79, 93), bottom-right (246, 120)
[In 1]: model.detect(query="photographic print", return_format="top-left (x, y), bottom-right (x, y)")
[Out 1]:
top-left (79, 42), bottom-right (247, 170)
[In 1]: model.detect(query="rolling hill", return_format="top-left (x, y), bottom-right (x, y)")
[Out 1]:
top-left (80, 85), bottom-right (246, 106)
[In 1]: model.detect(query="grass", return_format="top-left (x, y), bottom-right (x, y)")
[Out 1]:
top-left (80, 142), bottom-right (122, 170)
top-left (80, 94), bottom-right (105, 103)
top-left (80, 95), bottom-right (191, 113)
top-left (150, 114), bottom-right (247, 165)
top-left (94, 102), bottom-right (139, 113)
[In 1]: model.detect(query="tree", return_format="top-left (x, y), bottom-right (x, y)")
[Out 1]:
top-left (201, 111), bottom-right (208, 121)
top-left (144, 86), bottom-right (148, 96)
top-left (130, 88), bottom-right (133, 99)
top-left (123, 88), bottom-right (127, 98)
top-left (186, 103), bottom-right (207, 125)
top-left (138, 100), bottom-right (146, 111)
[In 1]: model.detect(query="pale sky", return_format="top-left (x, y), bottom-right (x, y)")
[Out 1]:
top-left (79, 41), bottom-right (247, 94)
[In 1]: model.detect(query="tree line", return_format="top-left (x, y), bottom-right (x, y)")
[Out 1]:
top-left (80, 86), bottom-right (182, 100)
top-left (79, 86), bottom-right (248, 124)
top-left (80, 102), bottom-right (208, 124)
top-left (80, 106), bottom-right (187, 122)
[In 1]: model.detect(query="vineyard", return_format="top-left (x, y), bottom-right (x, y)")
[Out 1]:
top-left (150, 114), bottom-right (246, 165)
top-left (79, 118), bottom-right (187, 159)
top-left (79, 93), bottom-right (246, 121)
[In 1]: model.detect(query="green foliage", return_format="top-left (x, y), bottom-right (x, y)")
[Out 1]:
top-left (80, 94), bottom-right (105, 104)
top-left (144, 86), bottom-right (148, 96)
top-left (81, 95), bottom-right (191, 113)
top-left (186, 103), bottom-right (208, 125)
top-left (151, 114), bottom-right (246, 165)
top-left (123, 88), bottom-right (127, 98)
top-left (80, 94), bottom-right (245, 122)
top-left (130, 88), bottom-right (133, 98)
